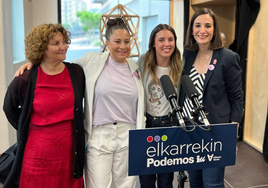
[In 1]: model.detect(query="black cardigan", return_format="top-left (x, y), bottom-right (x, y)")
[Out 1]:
top-left (3, 62), bottom-right (85, 188)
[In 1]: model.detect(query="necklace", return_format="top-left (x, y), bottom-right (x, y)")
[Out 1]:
top-left (197, 53), bottom-right (211, 62)
top-left (196, 51), bottom-right (212, 65)
top-left (194, 51), bottom-right (213, 74)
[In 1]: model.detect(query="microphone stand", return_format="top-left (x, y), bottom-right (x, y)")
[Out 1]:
top-left (188, 93), bottom-right (210, 128)
top-left (165, 112), bottom-right (190, 188)
top-left (174, 107), bottom-right (202, 188)
top-left (176, 105), bottom-right (211, 187)
top-left (178, 171), bottom-right (188, 188)
top-left (176, 112), bottom-right (201, 188)
top-left (165, 107), bottom-right (210, 187)
top-left (169, 105), bottom-right (186, 130)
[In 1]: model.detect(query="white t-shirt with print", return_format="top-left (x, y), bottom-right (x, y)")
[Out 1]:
top-left (146, 66), bottom-right (176, 117)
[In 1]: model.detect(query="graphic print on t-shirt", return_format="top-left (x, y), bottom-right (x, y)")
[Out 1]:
top-left (148, 78), bottom-right (164, 105)
top-left (146, 66), bottom-right (172, 117)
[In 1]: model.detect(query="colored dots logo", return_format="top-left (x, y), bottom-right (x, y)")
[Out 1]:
top-left (147, 135), bottom-right (168, 142)
top-left (147, 136), bottom-right (153, 142)
top-left (162, 135), bottom-right (168, 141)
top-left (154, 135), bottom-right (160, 142)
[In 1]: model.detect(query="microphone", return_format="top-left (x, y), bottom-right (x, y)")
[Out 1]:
top-left (181, 75), bottom-right (210, 126)
top-left (160, 75), bottom-right (186, 129)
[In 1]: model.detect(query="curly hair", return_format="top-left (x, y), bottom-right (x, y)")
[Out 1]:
top-left (143, 24), bottom-right (182, 86)
top-left (25, 24), bottom-right (71, 65)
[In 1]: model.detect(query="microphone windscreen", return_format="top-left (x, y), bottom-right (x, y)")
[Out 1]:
top-left (160, 75), bottom-right (177, 100)
top-left (181, 75), bottom-right (199, 98)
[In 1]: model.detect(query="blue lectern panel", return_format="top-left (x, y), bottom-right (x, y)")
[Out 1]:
top-left (129, 123), bottom-right (237, 176)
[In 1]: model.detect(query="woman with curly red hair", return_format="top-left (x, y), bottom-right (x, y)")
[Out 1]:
top-left (3, 24), bottom-right (85, 188)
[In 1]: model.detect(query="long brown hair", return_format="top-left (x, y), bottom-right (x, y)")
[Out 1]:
top-left (184, 8), bottom-right (223, 51)
top-left (143, 24), bottom-right (182, 86)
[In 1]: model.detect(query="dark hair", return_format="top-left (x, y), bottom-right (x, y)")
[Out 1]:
top-left (143, 24), bottom-right (182, 86)
top-left (105, 18), bottom-right (130, 41)
top-left (184, 8), bottom-right (223, 51)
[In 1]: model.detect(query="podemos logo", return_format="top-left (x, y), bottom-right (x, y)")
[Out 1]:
top-left (147, 135), bottom-right (167, 143)
top-left (145, 135), bottom-right (222, 168)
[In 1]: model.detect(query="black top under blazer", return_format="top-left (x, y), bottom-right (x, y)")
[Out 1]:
top-left (179, 48), bottom-right (244, 124)
top-left (3, 62), bottom-right (85, 188)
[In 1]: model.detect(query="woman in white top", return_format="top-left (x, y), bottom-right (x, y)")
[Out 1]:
top-left (137, 24), bottom-right (183, 188)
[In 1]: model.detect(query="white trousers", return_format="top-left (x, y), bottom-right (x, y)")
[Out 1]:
top-left (85, 122), bottom-right (137, 188)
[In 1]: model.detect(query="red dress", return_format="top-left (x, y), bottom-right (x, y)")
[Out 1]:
top-left (19, 66), bottom-right (84, 188)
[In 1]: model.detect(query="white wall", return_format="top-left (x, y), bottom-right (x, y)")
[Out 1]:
top-left (0, 0), bottom-right (57, 153)
top-left (31, 0), bottom-right (58, 27)
top-left (0, 0), bottom-right (10, 153)
top-left (172, 0), bottom-right (184, 56)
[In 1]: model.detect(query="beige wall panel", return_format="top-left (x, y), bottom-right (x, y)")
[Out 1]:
top-left (0, 0), bottom-right (58, 152)
top-left (171, 0), bottom-right (184, 55)
top-left (0, 0), bottom-right (18, 153)
top-left (244, 0), bottom-right (268, 151)
top-left (192, 0), bottom-right (235, 6)
top-left (0, 0), bottom-right (10, 153)
top-left (32, 0), bottom-right (58, 27)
